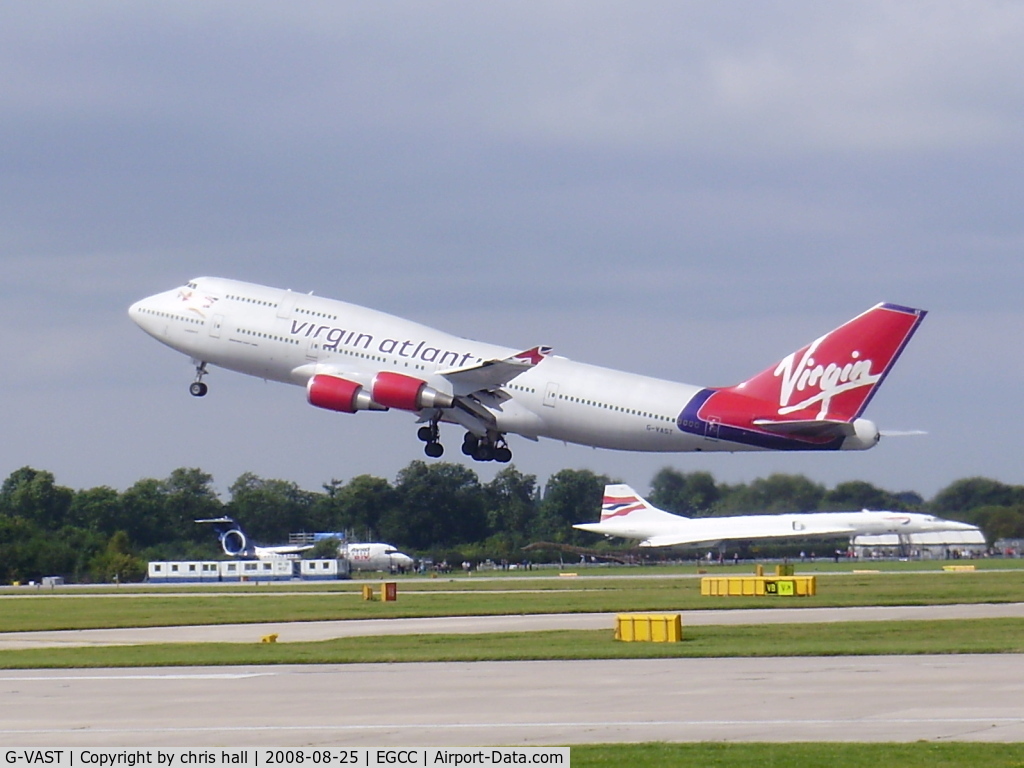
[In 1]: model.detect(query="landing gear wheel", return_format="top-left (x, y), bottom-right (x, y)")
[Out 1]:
top-left (190, 360), bottom-right (209, 397)
top-left (424, 441), bottom-right (444, 458)
top-left (466, 432), bottom-right (512, 462)
top-left (418, 426), bottom-right (436, 442)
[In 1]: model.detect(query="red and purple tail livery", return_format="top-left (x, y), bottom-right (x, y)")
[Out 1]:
top-left (679, 303), bottom-right (926, 449)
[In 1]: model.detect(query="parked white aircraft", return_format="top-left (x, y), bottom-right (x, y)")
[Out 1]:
top-left (345, 542), bottom-right (415, 573)
top-left (574, 485), bottom-right (981, 548)
top-left (196, 516), bottom-right (312, 559)
top-left (196, 517), bottom-right (414, 571)
top-left (130, 277), bottom-right (925, 462)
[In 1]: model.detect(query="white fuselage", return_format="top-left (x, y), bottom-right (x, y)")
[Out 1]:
top-left (345, 543), bottom-right (415, 572)
top-left (579, 510), bottom-right (980, 548)
top-left (129, 277), bottom-right (879, 454)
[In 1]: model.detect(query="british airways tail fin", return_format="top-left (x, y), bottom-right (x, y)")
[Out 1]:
top-left (600, 485), bottom-right (686, 523)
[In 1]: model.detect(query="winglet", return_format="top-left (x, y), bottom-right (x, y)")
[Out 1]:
top-left (511, 345), bottom-right (553, 366)
top-left (440, 345), bottom-right (552, 393)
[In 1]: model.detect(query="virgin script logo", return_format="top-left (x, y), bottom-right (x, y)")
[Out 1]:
top-left (773, 334), bottom-right (879, 418)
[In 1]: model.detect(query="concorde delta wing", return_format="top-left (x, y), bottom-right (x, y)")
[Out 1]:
top-left (638, 521), bottom-right (858, 549)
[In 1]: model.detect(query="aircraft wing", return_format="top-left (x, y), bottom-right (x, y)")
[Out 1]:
top-left (640, 534), bottom-right (725, 548)
top-left (440, 346), bottom-right (552, 394)
top-left (638, 520), bottom-right (860, 548)
top-left (255, 544), bottom-right (313, 557)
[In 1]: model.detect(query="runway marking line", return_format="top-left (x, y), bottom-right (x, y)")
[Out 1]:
top-left (2, 717), bottom-right (1023, 736)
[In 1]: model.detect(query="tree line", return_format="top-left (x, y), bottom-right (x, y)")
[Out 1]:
top-left (1, 462), bottom-right (1022, 583)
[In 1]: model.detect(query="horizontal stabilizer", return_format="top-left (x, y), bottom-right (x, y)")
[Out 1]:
top-left (751, 419), bottom-right (856, 438)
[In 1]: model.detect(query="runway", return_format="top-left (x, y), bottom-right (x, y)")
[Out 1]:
top-left (4, 602), bottom-right (1024, 649)
top-left (2, 656), bottom-right (1023, 746)
top-left (2, 605), bottom-right (1023, 746)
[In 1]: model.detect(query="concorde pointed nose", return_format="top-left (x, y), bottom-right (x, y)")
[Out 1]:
top-left (949, 520), bottom-right (980, 532)
top-left (923, 516), bottom-right (979, 533)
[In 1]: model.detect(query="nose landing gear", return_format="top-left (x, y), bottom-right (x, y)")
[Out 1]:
top-left (189, 362), bottom-right (209, 397)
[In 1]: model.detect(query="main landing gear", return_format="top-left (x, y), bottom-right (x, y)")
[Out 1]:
top-left (417, 425), bottom-right (513, 463)
top-left (461, 432), bottom-right (512, 463)
top-left (189, 361), bottom-right (209, 397)
top-left (417, 423), bottom-right (444, 458)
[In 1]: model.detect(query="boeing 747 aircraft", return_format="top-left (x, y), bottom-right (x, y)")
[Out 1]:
top-left (130, 277), bottom-right (925, 463)
top-left (575, 485), bottom-right (980, 548)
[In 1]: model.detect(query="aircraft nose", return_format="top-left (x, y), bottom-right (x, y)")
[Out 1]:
top-left (128, 299), bottom-right (144, 324)
top-left (128, 292), bottom-right (166, 334)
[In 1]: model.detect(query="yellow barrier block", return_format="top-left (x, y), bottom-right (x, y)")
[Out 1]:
top-left (615, 613), bottom-right (682, 642)
top-left (942, 565), bottom-right (976, 572)
top-left (362, 585), bottom-right (374, 601)
top-left (700, 576), bottom-right (816, 597)
top-left (261, 633), bottom-right (278, 643)
top-left (559, 573), bottom-right (578, 577)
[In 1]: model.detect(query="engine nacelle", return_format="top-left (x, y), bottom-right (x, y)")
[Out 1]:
top-left (371, 372), bottom-right (454, 411)
top-left (221, 528), bottom-right (248, 556)
top-left (307, 374), bottom-right (387, 413)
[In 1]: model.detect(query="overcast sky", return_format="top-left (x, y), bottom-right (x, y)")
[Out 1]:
top-left (1, 2), bottom-right (1021, 505)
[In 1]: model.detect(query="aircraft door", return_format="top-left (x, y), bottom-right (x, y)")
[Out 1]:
top-left (306, 338), bottom-right (321, 362)
top-left (543, 382), bottom-right (559, 407)
top-left (209, 314), bottom-right (224, 339)
top-left (704, 417), bottom-right (721, 441)
top-left (277, 290), bottom-right (297, 319)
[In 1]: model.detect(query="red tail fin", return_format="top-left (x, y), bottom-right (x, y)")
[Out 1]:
top-left (721, 302), bottom-right (925, 422)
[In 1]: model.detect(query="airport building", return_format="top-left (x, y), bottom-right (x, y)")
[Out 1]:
top-left (852, 530), bottom-right (987, 559)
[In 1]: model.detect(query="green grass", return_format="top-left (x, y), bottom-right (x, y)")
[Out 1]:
top-left (2, 617), bottom-right (1023, 669)
top-left (3, 569), bottom-right (1023, 632)
top-left (3, 569), bottom-right (1023, 764)
top-left (571, 743), bottom-right (1024, 767)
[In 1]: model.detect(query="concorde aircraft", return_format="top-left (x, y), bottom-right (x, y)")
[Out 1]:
top-left (574, 485), bottom-right (980, 548)
top-left (129, 277), bottom-right (925, 463)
